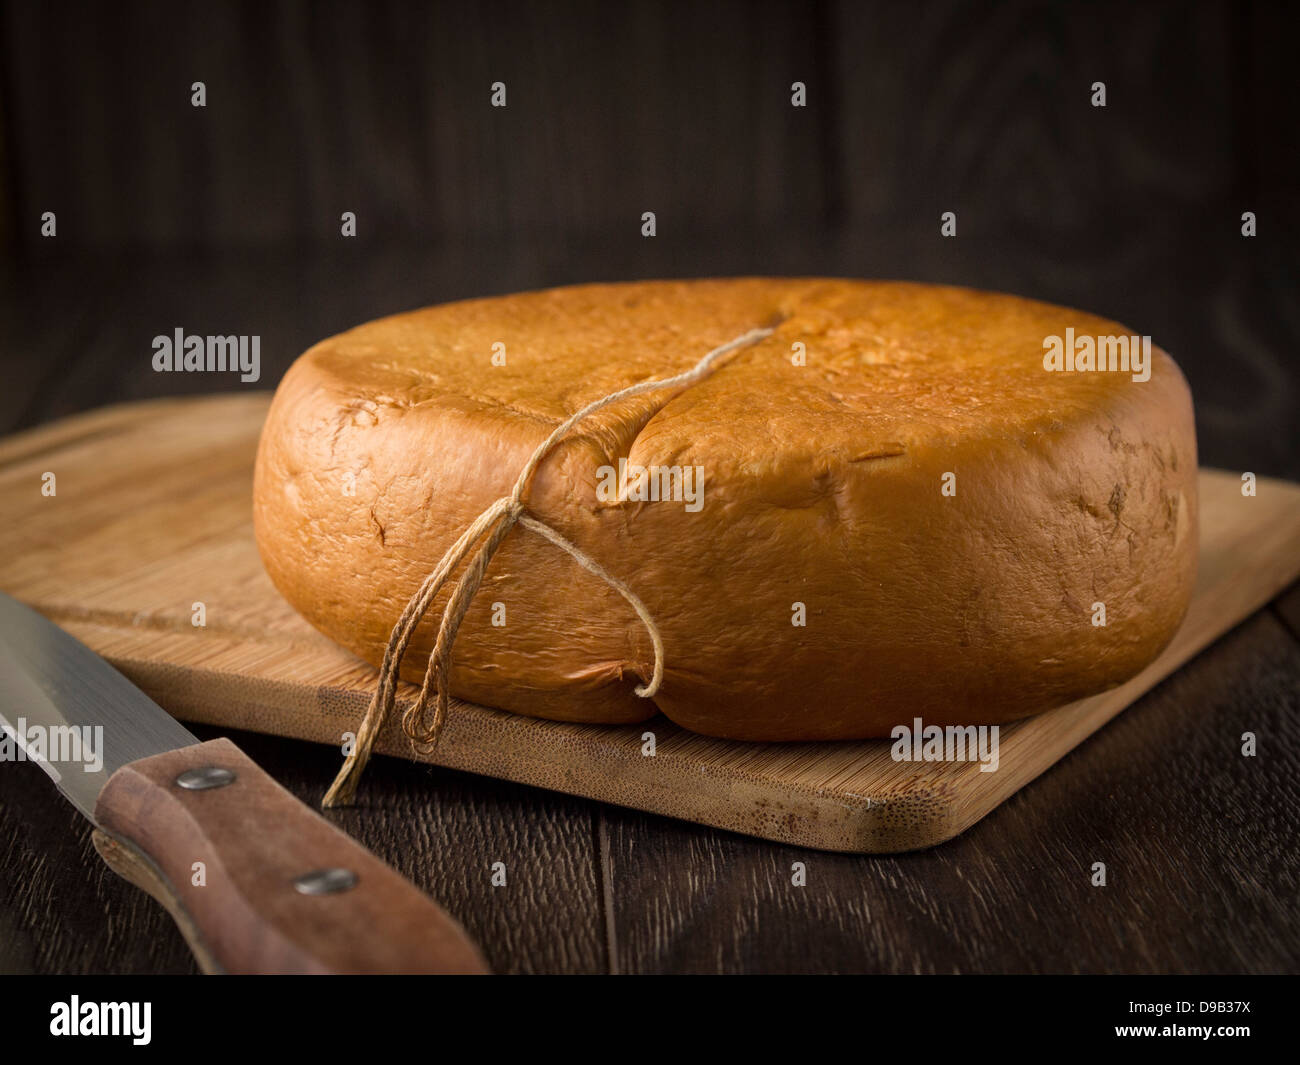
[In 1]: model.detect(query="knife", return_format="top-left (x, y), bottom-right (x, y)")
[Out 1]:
top-left (0, 591), bottom-right (489, 974)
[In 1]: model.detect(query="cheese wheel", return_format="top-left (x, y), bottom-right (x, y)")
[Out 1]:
top-left (252, 279), bottom-right (1197, 740)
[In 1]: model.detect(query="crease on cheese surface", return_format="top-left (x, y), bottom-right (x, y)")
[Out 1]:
top-left (252, 278), bottom-right (1198, 741)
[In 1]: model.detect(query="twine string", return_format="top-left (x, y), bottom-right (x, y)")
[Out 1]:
top-left (322, 325), bottom-right (774, 807)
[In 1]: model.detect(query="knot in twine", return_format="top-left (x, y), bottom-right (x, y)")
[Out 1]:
top-left (322, 325), bottom-right (774, 807)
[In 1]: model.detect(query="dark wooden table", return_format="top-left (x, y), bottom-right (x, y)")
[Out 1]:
top-left (1, 244), bottom-right (1297, 975)
top-left (3, 592), bottom-right (1298, 974)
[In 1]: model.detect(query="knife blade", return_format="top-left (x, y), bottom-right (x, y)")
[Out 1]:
top-left (0, 591), bottom-right (489, 974)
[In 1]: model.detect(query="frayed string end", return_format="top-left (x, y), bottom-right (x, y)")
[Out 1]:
top-left (322, 326), bottom-right (773, 807)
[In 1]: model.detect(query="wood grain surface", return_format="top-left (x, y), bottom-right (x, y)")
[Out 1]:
top-left (3, 606), bottom-right (1296, 975)
top-left (2, 3), bottom-right (1295, 482)
top-left (1, 393), bottom-right (1298, 853)
top-left (0, 0), bottom-right (1295, 975)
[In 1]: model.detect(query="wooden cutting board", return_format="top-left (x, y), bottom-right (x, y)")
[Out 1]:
top-left (3, 393), bottom-right (1298, 853)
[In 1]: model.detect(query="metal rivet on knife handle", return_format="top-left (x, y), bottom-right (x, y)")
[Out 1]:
top-left (293, 868), bottom-right (359, 895)
top-left (175, 766), bottom-right (236, 790)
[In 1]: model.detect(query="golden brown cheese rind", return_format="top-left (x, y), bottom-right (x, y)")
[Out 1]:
top-left (252, 279), bottom-right (1198, 740)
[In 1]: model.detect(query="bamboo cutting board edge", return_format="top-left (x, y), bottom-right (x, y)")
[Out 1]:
top-left (55, 540), bottom-right (1296, 856)
top-left (2, 394), bottom-right (1298, 853)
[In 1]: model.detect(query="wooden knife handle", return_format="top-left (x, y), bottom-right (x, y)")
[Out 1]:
top-left (92, 737), bottom-right (489, 974)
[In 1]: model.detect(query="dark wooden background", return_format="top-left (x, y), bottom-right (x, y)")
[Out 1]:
top-left (0, 0), bottom-right (1296, 974)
